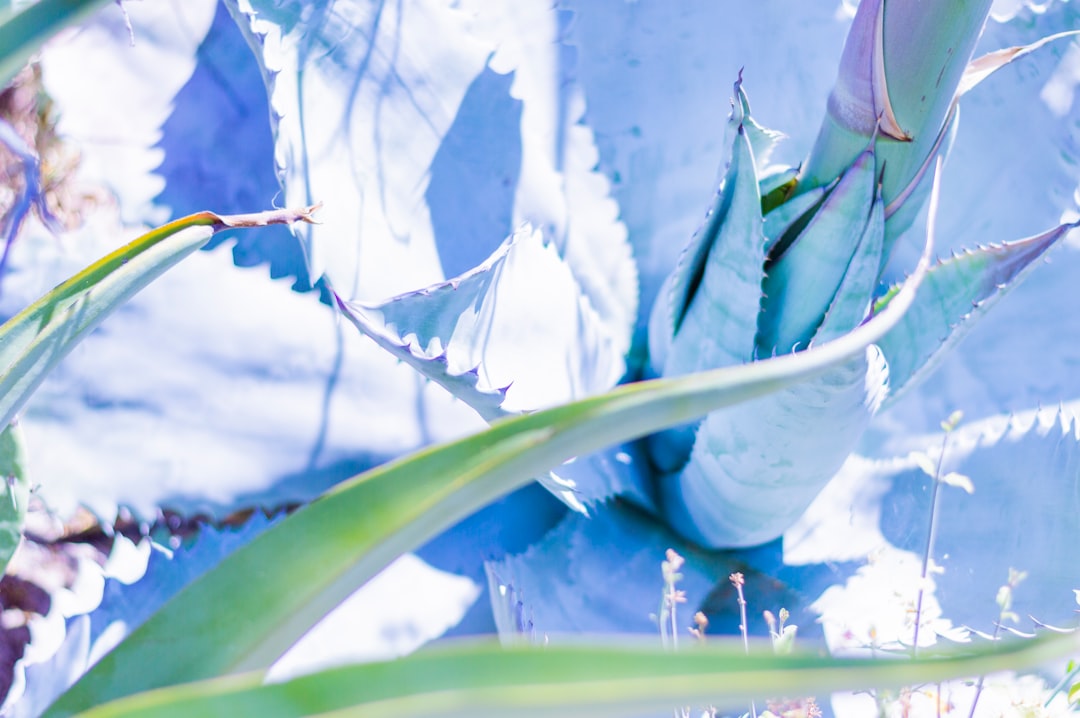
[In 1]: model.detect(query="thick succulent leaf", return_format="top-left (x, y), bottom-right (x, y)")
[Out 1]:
top-left (153, 2), bottom-right (309, 287)
top-left (660, 348), bottom-right (890, 548)
top-left (730, 79), bottom-right (786, 173)
top-left (336, 224), bottom-right (633, 510)
top-left (456, 0), bottom-right (639, 360)
top-left (61, 635), bottom-right (1080, 718)
top-left (646, 122), bottom-right (766, 472)
top-left (0, 218), bottom-right (214, 434)
top-left (50, 252), bottom-right (932, 711)
top-left (562, 1), bottom-right (852, 327)
top-left (0, 420), bottom-right (30, 576)
top-left (758, 148), bottom-right (877, 356)
top-left (0, 206), bottom-right (375, 520)
top-left (889, 5), bottom-right (1080, 269)
top-left (9, 517), bottom-right (274, 718)
top-left (228, 0), bottom-right (489, 299)
top-left (45, 0), bottom-right (308, 287)
top-left (874, 220), bottom-right (1077, 407)
top-left (800, 0), bottom-right (992, 211)
top-left (336, 225), bottom-right (624, 419)
top-left (762, 186), bottom-right (826, 254)
top-left (873, 408), bottom-right (1080, 632)
top-left (39, 1), bottom-right (217, 221)
top-left (0, 0), bottom-right (114, 88)
top-left (486, 502), bottom-right (728, 639)
top-left (230, 0), bottom-right (638, 430)
top-left (655, 124), bottom-right (766, 377)
top-left (872, 6), bottom-right (1080, 441)
top-left (814, 193), bottom-right (885, 344)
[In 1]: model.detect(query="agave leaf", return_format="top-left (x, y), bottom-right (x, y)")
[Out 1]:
top-left (9, 517), bottom-right (276, 718)
top-left (762, 186), bottom-right (826, 254)
top-left (876, 408), bottom-right (1080, 632)
top-left (646, 113), bottom-right (767, 473)
top-left (0, 206), bottom-right (316, 439)
top-left (229, 0), bottom-right (638, 353)
top-left (153, 2), bottom-right (309, 287)
top-left (800, 0), bottom-right (992, 211)
top-left (227, 0), bottom-right (490, 297)
top-left (63, 633), bottom-right (1080, 718)
top-left (874, 220), bottom-right (1078, 407)
top-left (486, 501), bottom-right (728, 640)
top-left (814, 191), bottom-right (885, 344)
top-left (48, 243), bottom-right (932, 712)
top-left (661, 348), bottom-right (889, 548)
top-left (39, 1), bottom-right (219, 219)
top-left (0, 0), bottom-right (114, 88)
top-left (957, 29), bottom-right (1080, 97)
top-left (335, 224), bottom-right (632, 510)
top-left (730, 78), bottom-right (786, 172)
top-left (335, 225), bottom-right (625, 420)
top-left (758, 148), bottom-right (877, 356)
top-left (0, 419), bottom-right (30, 576)
top-left (561, 1), bottom-right (849, 329)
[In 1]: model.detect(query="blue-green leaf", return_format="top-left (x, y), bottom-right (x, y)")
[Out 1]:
top-left (0, 419), bottom-right (30, 576)
top-left (758, 147), bottom-right (878, 356)
top-left (646, 117), bottom-right (766, 473)
top-left (875, 220), bottom-right (1077, 406)
top-left (336, 225), bottom-right (626, 420)
top-left (876, 408), bottom-right (1080, 631)
top-left (660, 348), bottom-right (890, 548)
top-left (814, 192), bottom-right (885, 343)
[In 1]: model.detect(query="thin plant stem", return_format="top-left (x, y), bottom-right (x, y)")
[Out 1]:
top-left (912, 430), bottom-right (949, 655)
top-left (730, 572), bottom-right (757, 718)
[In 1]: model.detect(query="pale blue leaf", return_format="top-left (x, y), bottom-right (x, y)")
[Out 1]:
top-left (563, 1), bottom-right (852, 328)
top-left (876, 409), bottom-right (1080, 632)
top-left (758, 148), bottom-right (877, 356)
top-left (660, 348), bottom-right (890, 548)
top-left (651, 123), bottom-right (765, 378)
top-left (457, 0), bottom-right (639, 361)
top-left (39, 1), bottom-right (218, 224)
top-left (814, 194), bottom-right (885, 344)
top-left (485, 502), bottom-right (730, 640)
top-left (730, 79), bottom-right (787, 174)
top-left (869, 6), bottom-right (1080, 444)
top-left (229, 0), bottom-right (491, 300)
top-left (7, 516), bottom-right (277, 718)
top-left (0, 215), bottom-right (483, 520)
top-left (763, 187), bottom-right (826, 254)
top-left (154, 1), bottom-right (309, 288)
top-left (646, 118), bottom-right (766, 473)
top-left (336, 225), bottom-right (627, 418)
top-left (875, 221), bottom-right (1077, 408)
top-left (886, 5), bottom-right (1080, 272)
top-left (484, 502), bottom-right (843, 646)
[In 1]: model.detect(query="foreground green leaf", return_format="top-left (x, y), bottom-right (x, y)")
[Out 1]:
top-left (0, 418), bottom-right (30, 575)
top-left (73, 633), bottom-right (1080, 718)
top-left (47, 216), bottom-right (935, 714)
top-left (0, 206), bottom-right (319, 434)
top-left (0, 0), bottom-right (114, 88)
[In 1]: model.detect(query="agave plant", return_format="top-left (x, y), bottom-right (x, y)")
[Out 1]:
top-left (0, 0), bottom-right (1079, 716)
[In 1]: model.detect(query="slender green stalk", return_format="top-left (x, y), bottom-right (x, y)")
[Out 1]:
top-left (67, 633), bottom-right (1080, 718)
top-left (47, 218), bottom-right (938, 715)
